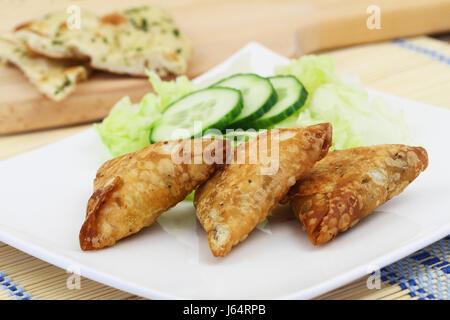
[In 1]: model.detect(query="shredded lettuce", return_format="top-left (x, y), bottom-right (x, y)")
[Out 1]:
top-left (275, 55), bottom-right (410, 150)
top-left (95, 72), bottom-right (196, 157)
top-left (275, 55), bottom-right (336, 100)
top-left (184, 190), bottom-right (195, 202)
top-left (94, 94), bottom-right (161, 157)
top-left (146, 71), bottom-right (196, 112)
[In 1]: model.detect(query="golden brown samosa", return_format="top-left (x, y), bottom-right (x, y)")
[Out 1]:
top-left (286, 144), bottom-right (428, 245)
top-left (80, 138), bottom-right (228, 250)
top-left (194, 123), bottom-right (332, 257)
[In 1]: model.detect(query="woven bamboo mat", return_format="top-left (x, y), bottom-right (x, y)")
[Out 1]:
top-left (0, 36), bottom-right (449, 300)
top-left (0, 242), bottom-right (143, 300)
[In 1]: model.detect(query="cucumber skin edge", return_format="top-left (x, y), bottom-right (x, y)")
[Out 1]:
top-left (249, 83), bottom-right (308, 130)
top-left (227, 87), bottom-right (277, 130)
top-left (209, 73), bottom-right (267, 88)
top-left (149, 88), bottom-right (244, 143)
top-left (211, 73), bottom-right (278, 130)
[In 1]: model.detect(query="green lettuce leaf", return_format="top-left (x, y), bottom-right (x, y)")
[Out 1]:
top-left (275, 55), bottom-right (410, 150)
top-left (275, 55), bottom-right (336, 96)
top-left (184, 190), bottom-right (195, 202)
top-left (95, 72), bottom-right (196, 157)
top-left (146, 70), bottom-right (196, 111)
top-left (94, 94), bottom-right (161, 157)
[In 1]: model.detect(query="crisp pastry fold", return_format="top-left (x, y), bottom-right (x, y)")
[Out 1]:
top-left (194, 123), bottom-right (332, 257)
top-left (286, 144), bottom-right (428, 245)
top-left (80, 138), bottom-right (228, 250)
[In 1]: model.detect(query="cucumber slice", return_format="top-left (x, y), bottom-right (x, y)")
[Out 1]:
top-left (212, 73), bottom-right (277, 129)
top-left (249, 75), bottom-right (307, 129)
top-left (150, 87), bottom-right (243, 142)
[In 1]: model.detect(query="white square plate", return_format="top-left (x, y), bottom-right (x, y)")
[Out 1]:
top-left (0, 43), bottom-right (449, 299)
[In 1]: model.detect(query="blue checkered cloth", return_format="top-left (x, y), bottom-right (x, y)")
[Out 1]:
top-left (380, 235), bottom-right (449, 300)
top-left (392, 39), bottom-right (450, 66)
top-left (0, 271), bottom-right (32, 300)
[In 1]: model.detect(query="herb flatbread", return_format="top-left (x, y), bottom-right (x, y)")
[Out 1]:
top-left (15, 5), bottom-right (191, 77)
top-left (0, 35), bottom-right (90, 101)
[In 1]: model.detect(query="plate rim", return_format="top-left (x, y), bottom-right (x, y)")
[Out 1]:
top-left (1, 224), bottom-right (449, 300)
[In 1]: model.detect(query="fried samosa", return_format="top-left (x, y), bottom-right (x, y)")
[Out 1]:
top-left (286, 144), bottom-right (428, 245)
top-left (80, 138), bottom-right (228, 250)
top-left (194, 123), bottom-right (333, 257)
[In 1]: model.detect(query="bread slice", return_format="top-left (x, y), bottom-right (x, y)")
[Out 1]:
top-left (0, 35), bottom-right (90, 101)
top-left (14, 5), bottom-right (191, 77)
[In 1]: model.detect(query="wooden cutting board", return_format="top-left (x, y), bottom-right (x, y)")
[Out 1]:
top-left (1, 0), bottom-right (449, 134)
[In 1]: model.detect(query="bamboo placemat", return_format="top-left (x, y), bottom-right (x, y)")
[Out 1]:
top-left (1, 237), bottom-right (448, 300)
top-left (0, 36), bottom-right (449, 300)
